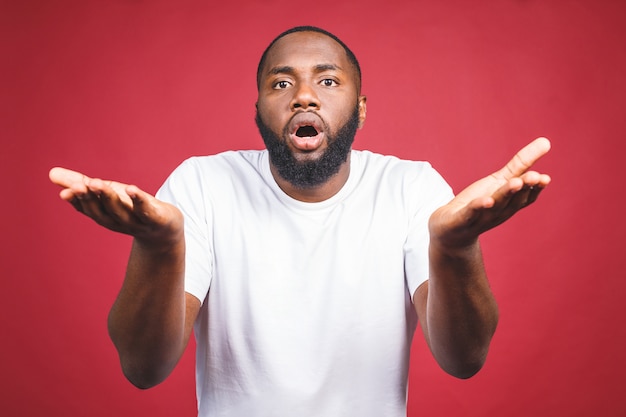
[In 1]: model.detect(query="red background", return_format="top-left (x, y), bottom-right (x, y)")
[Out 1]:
top-left (2, 1), bottom-right (625, 416)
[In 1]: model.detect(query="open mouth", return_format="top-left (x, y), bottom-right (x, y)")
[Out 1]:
top-left (288, 113), bottom-right (325, 151)
top-left (295, 125), bottom-right (318, 137)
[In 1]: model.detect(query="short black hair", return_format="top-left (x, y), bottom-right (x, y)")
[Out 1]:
top-left (256, 26), bottom-right (362, 92)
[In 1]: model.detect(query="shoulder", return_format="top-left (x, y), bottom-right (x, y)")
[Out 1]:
top-left (179, 150), bottom-right (265, 172)
top-left (351, 150), bottom-right (453, 205)
top-left (157, 150), bottom-right (268, 200)
top-left (352, 150), bottom-right (442, 183)
top-left (166, 150), bottom-right (266, 182)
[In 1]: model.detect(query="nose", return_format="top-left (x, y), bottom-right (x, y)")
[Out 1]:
top-left (290, 82), bottom-right (320, 111)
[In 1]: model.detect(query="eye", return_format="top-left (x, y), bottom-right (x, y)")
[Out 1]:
top-left (321, 79), bottom-right (338, 87)
top-left (273, 80), bottom-right (291, 90)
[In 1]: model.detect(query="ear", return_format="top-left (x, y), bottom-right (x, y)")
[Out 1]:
top-left (357, 95), bottom-right (367, 128)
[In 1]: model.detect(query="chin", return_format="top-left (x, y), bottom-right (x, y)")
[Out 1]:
top-left (255, 106), bottom-right (359, 189)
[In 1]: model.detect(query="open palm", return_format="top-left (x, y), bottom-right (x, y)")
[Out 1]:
top-left (49, 167), bottom-right (183, 243)
top-left (429, 137), bottom-right (552, 248)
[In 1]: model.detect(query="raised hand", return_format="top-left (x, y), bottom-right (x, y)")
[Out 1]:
top-left (429, 137), bottom-right (552, 249)
top-left (49, 167), bottom-right (183, 244)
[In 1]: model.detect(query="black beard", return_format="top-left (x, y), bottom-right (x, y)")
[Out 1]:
top-left (255, 106), bottom-right (360, 189)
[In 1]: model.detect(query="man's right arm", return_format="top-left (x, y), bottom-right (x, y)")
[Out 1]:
top-left (108, 236), bottom-right (200, 388)
top-left (49, 167), bottom-right (199, 388)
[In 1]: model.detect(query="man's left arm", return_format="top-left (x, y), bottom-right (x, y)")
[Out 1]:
top-left (414, 137), bottom-right (552, 378)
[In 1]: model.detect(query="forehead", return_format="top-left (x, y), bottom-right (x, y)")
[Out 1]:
top-left (260, 31), bottom-right (352, 78)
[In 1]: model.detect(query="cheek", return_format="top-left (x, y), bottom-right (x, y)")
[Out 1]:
top-left (324, 98), bottom-right (357, 126)
top-left (257, 105), bottom-right (286, 133)
top-left (257, 97), bottom-right (274, 116)
top-left (321, 90), bottom-right (357, 110)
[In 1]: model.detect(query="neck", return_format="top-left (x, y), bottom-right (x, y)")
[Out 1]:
top-left (269, 154), bottom-right (351, 203)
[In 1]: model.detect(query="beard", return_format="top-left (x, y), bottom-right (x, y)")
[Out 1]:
top-left (255, 105), bottom-right (360, 189)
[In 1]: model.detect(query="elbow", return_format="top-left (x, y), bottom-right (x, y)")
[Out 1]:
top-left (126, 377), bottom-right (162, 390)
top-left (440, 357), bottom-right (486, 379)
top-left (435, 341), bottom-right (492, 379)
top-left (120, 360), bottom-right (171, 389)
top-left (108, 324), bottom-right (181, 389)
top-left (113, 341), bottom-right (178, 389)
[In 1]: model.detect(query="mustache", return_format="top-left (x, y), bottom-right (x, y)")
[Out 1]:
top-left (281, 110), bottom-right (328, 138)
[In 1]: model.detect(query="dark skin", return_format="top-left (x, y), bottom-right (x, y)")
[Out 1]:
top-left (49, 31), bottom-right (551, 387)
top-left (256, 32), bottom-right (366, 201)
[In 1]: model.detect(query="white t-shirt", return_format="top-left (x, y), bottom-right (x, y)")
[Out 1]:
top-left (157, 149), bottom-right (453, 417)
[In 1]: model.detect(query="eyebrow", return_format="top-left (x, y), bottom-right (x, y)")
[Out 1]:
top-left (267, 64), bottom-right (343, 77)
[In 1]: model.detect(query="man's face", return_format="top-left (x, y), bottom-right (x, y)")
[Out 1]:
top-left (256, 31), bottom-right (366, 189)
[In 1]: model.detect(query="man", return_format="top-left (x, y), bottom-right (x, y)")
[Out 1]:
top-left (49, 26), bottom-right (551, 416)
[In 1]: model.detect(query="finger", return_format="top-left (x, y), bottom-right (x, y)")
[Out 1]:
top-left (49, 167), bottom-right (91, 188)
top-left (61, 191), bottom-right (118, 231)
top-left (536, 173), bottom-right (552, 188)
top-left (486, 177), bottom-right (524, 209)
top-left (73, 187), bottom-right (109, 221)
top-left (127, 185), bottom-right (160, 222)
top-left (470, 177), bottom-right (527, 223)
top-left (495, 137), bottom-right (551, 180)
top-left (89, 178), bottom-right (136, 224)
top-left (518, 171), bottom-right (552, 186)
top-left (87, 178), bottom-right (131, 206)
top-left (86, 180), bottom-right (157, 225)
top-left (521, 174), bottom-right (551, 206)
top-left (524, 186), bottom-right (544, 206)
top-left (519, 171), bottom-right (542, 187)
top-left (465, 188), bottom-right (528, 234)
top-left (59, 187), bottom-right (79, 202)
top-left (496, 178), bottom-right (550, 216)
top-left (68, 197), bottom-right (84, 213)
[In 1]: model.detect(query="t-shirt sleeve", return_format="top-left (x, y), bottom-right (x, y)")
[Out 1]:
top-left (156, 158), bottom-right (213, 304)
top-left (404, 163), bottom-right (454, 299)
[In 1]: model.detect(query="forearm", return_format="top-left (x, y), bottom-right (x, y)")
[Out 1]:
top-left (424, 238), bottom-right (499, 378)
top-left (108, 236), bottom-right (187, 388)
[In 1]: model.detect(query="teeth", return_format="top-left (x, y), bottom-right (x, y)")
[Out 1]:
top-left (295, 125), bottom-right (318, 137)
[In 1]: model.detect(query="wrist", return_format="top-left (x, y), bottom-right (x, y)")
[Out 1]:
top-left (429, 234), bottom-right (481, 259)
top-left (134, 228), bottom-right (184, 256)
